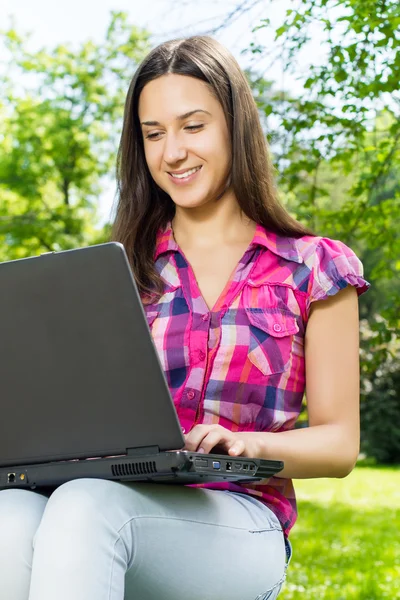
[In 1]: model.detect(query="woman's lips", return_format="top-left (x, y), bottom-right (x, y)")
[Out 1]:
top-left (167, 166), bottom-right (202, 185)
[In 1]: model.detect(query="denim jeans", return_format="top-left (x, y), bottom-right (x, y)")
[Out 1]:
top-left (0, 479), bottom-right (291, 600)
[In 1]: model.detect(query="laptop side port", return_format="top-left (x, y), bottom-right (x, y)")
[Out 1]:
top-left (212, 461), bottom-right (221, 470)
top-left (242, 464), bottom-right (248, 470)
top-left (234, 463), bottom-right (242, 471)
top-left (226, 462), bottom-right (232, 471)
top-left (7, 473), bottom-right (16, 483)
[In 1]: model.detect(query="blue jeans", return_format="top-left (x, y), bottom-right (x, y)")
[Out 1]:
top-left (0, 479), bottom-right (292, 600)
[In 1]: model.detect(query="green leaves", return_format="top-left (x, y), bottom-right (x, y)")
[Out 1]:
top-left (0, 12), bottom-right (149, 260)
top-left (248, 0), bottom-right (400, 451)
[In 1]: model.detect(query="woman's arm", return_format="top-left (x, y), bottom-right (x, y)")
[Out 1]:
top-left (184, 286), bottom-right (361, 479)
top-left (255, 285), bottom-right (361, 479)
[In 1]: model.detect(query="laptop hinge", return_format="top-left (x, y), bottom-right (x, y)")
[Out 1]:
top-left (126, 446), bottom-right (160, 457)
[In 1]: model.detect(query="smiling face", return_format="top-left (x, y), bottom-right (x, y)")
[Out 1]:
top-left (138, 74), bottom-right (233, 211)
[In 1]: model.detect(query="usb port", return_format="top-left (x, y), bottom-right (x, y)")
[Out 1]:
top-left (226, 462), bottom-right (232, 471)
top-left (243, 464), bottom-right (248, 471)
top-left (212, 461), bottom-right (221, 470)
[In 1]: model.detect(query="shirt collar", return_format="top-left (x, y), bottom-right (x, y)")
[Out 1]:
top-left (154, 222), bottom-right (179, 260)
top-left (250, 224), bottom-right (304, 264)
top-left (154, 222), bottom-right (303, 264)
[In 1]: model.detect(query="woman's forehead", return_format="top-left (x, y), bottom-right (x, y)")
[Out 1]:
top-left (138, 74), bottom-right (218, 121)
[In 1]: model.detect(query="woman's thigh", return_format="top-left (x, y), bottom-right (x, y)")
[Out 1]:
top-left (32, 477), bottom-right (287, 600)
top-left (122, 485), bottom-right (287, 600)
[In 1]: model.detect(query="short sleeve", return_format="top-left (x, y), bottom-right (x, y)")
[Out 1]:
top-left (307, 237), bottom-right (370, 310)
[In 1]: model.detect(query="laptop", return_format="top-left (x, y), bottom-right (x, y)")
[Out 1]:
top-left (0, 243), bottom-right (284, 490)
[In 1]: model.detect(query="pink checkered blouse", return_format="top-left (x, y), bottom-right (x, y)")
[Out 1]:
top-left (142, 222), bottom-right (369, 537)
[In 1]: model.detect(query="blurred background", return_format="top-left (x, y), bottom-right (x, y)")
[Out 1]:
top-left (0, 0), bottom-right (399, 597)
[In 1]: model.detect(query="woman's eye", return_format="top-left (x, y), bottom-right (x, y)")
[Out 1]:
top-left (145, 124), bottom-right (203, 140)
top-left (146, 132), bottom-right (161, 140)
top-left (185, 124), bottom-right (203, 132)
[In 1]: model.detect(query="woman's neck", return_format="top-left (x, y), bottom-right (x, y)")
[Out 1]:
top-left (171, 191), bottom-right (256, 250)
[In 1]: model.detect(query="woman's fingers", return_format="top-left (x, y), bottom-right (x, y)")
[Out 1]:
top-left (227, 439), bottom-right (246, 456)
top-left (184, 425), bottom-right (233, 453)
top-left (197, 429), bottom-right (233, 454)
top-left (184, 425), bottom-right (247, 456)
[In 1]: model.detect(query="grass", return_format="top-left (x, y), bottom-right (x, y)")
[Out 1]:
top-left (279, 464), bottom-right (400, 599)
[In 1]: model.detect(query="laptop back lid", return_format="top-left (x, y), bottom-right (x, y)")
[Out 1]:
top-left (0, 243), bottom-right (185, 468)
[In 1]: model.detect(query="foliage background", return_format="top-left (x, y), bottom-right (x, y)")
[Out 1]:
top-left (0, 1), bottom-right (399, 597)
top-left (1, 0), bottom-right (398, 461)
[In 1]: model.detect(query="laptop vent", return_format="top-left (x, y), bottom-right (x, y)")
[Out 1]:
top-left (111, 461), bottom-right (158, 477)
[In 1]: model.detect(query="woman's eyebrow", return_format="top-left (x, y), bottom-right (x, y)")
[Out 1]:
top-left (141, 109), bottom-right (212, 127)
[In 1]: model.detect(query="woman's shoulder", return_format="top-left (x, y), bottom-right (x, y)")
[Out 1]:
top-left (293, 233), bottom-right (359, 265)
top-left (287, 232), bottom-right (370, 302)
top-left (254, 225), bottom-right (362, 266)
top-left (252, 228), bottom-right (370, 304)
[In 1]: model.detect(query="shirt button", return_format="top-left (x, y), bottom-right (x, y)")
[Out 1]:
top-left (198, 350), bottom-right (206, 361)
top-left (186, 390), bottom-right (195, 400)
top-left (181, 427), bottom-right (186, 434)
top-left (273, 323), bottom-right (282, 333)
top-left (202, 313), bottom-right (209, 321)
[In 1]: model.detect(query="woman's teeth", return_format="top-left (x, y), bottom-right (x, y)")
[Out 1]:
top-left (170, 166), bottom-right (201, 179)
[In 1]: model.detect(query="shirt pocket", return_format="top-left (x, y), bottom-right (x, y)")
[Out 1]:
top-left (246, 309), bottom-right (299, 376)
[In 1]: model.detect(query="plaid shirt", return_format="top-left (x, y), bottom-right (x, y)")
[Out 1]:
top-left (143, 223), bottom-right (369, 536)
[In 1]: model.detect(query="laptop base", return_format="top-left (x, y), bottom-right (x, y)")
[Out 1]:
top-left (0, 452), bottom-right (283, 489)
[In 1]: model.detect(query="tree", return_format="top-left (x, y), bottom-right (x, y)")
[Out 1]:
top-left (0, 12), bottom-right (150, 259)
top-left (246, 0), bottom-right (399, 374)
top-left (238, 1), bottom-right (400, 456)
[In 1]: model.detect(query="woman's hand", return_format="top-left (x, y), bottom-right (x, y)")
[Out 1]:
top-left (184, 424), bottom-right (262, 458)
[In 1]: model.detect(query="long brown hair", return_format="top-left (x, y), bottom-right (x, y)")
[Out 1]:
top-left (112, 35), bottom-right (314, 302)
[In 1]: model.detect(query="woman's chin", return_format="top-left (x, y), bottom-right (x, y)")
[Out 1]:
top-left (172, 196), bottom-right (210, 210)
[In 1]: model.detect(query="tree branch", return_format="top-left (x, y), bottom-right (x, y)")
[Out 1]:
top-left (62, 178), bottom-right (70, 206)
top-left (209, 0), bottom-right (262, 35)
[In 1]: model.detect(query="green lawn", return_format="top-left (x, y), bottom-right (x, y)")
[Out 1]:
top-left (280, 464), bottom-right (400, 599)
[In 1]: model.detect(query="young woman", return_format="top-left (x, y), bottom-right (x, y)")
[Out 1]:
top-left (0, 36), bottom-right (369, 600)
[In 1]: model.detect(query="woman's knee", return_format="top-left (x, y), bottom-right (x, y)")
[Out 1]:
top-left (33, 478), bottom-right (132, 562)
top-left (34, 478), bottom-right (124, 541)
top-left (39, 478), bottom-right (118, 520)
top-left (0, 489), bottom-right (48, 553)
top-left (0, 490), bottom-right (47, 600)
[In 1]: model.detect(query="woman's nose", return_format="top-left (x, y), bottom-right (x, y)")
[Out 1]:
top-left (163, 134), bottom-right (187, 165)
